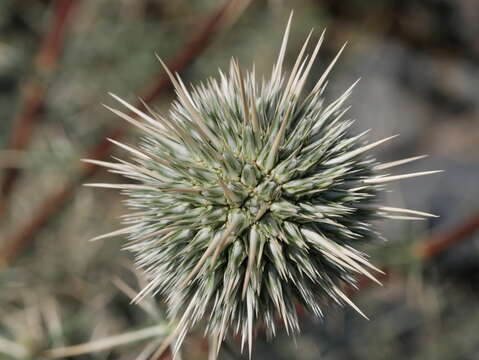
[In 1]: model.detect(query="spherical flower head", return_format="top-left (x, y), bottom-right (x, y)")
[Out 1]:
top-left (87, 16), bottom-right (440, 358)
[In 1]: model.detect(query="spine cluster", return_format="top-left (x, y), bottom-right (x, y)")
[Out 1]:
top-left (86, 15), bottom-right (441, 358)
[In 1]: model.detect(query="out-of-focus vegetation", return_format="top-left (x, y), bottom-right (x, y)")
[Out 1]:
top-left (1, 0), bottom-right (478, 359)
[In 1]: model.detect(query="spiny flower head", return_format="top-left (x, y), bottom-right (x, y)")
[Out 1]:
top-left (86, 15), bottom-right (441, 358)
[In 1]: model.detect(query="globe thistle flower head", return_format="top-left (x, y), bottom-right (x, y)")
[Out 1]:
top-left (86, 15), bottom-right (441, 358)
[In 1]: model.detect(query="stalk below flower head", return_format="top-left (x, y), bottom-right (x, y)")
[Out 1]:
top-left (85, 14), bottom-right (441, 358)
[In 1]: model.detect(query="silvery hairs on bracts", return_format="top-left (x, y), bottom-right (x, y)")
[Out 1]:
top-left (85, 14), bottom-right (441, 359)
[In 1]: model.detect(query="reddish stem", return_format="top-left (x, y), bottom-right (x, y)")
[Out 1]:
top-left (414, 213), bottom-right (479, 259)
top-left (0, 0), bottom-right (247, 266)
top-left (347, 212), bottom-right (479, 296)
top-left (36, 0), bottom-right (77, 72)
top-left (0, 0), bottom-right (78, 216)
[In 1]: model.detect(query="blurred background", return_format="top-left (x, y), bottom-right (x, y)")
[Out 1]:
top-left (1, 0), bottom-right (478, 359)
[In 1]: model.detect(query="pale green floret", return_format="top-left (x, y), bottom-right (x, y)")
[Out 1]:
top-left (85, 14), bottom-right (441, 359)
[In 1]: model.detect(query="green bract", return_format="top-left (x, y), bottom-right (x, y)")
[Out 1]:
top-left (86, 16), bottom-right (440, 358)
